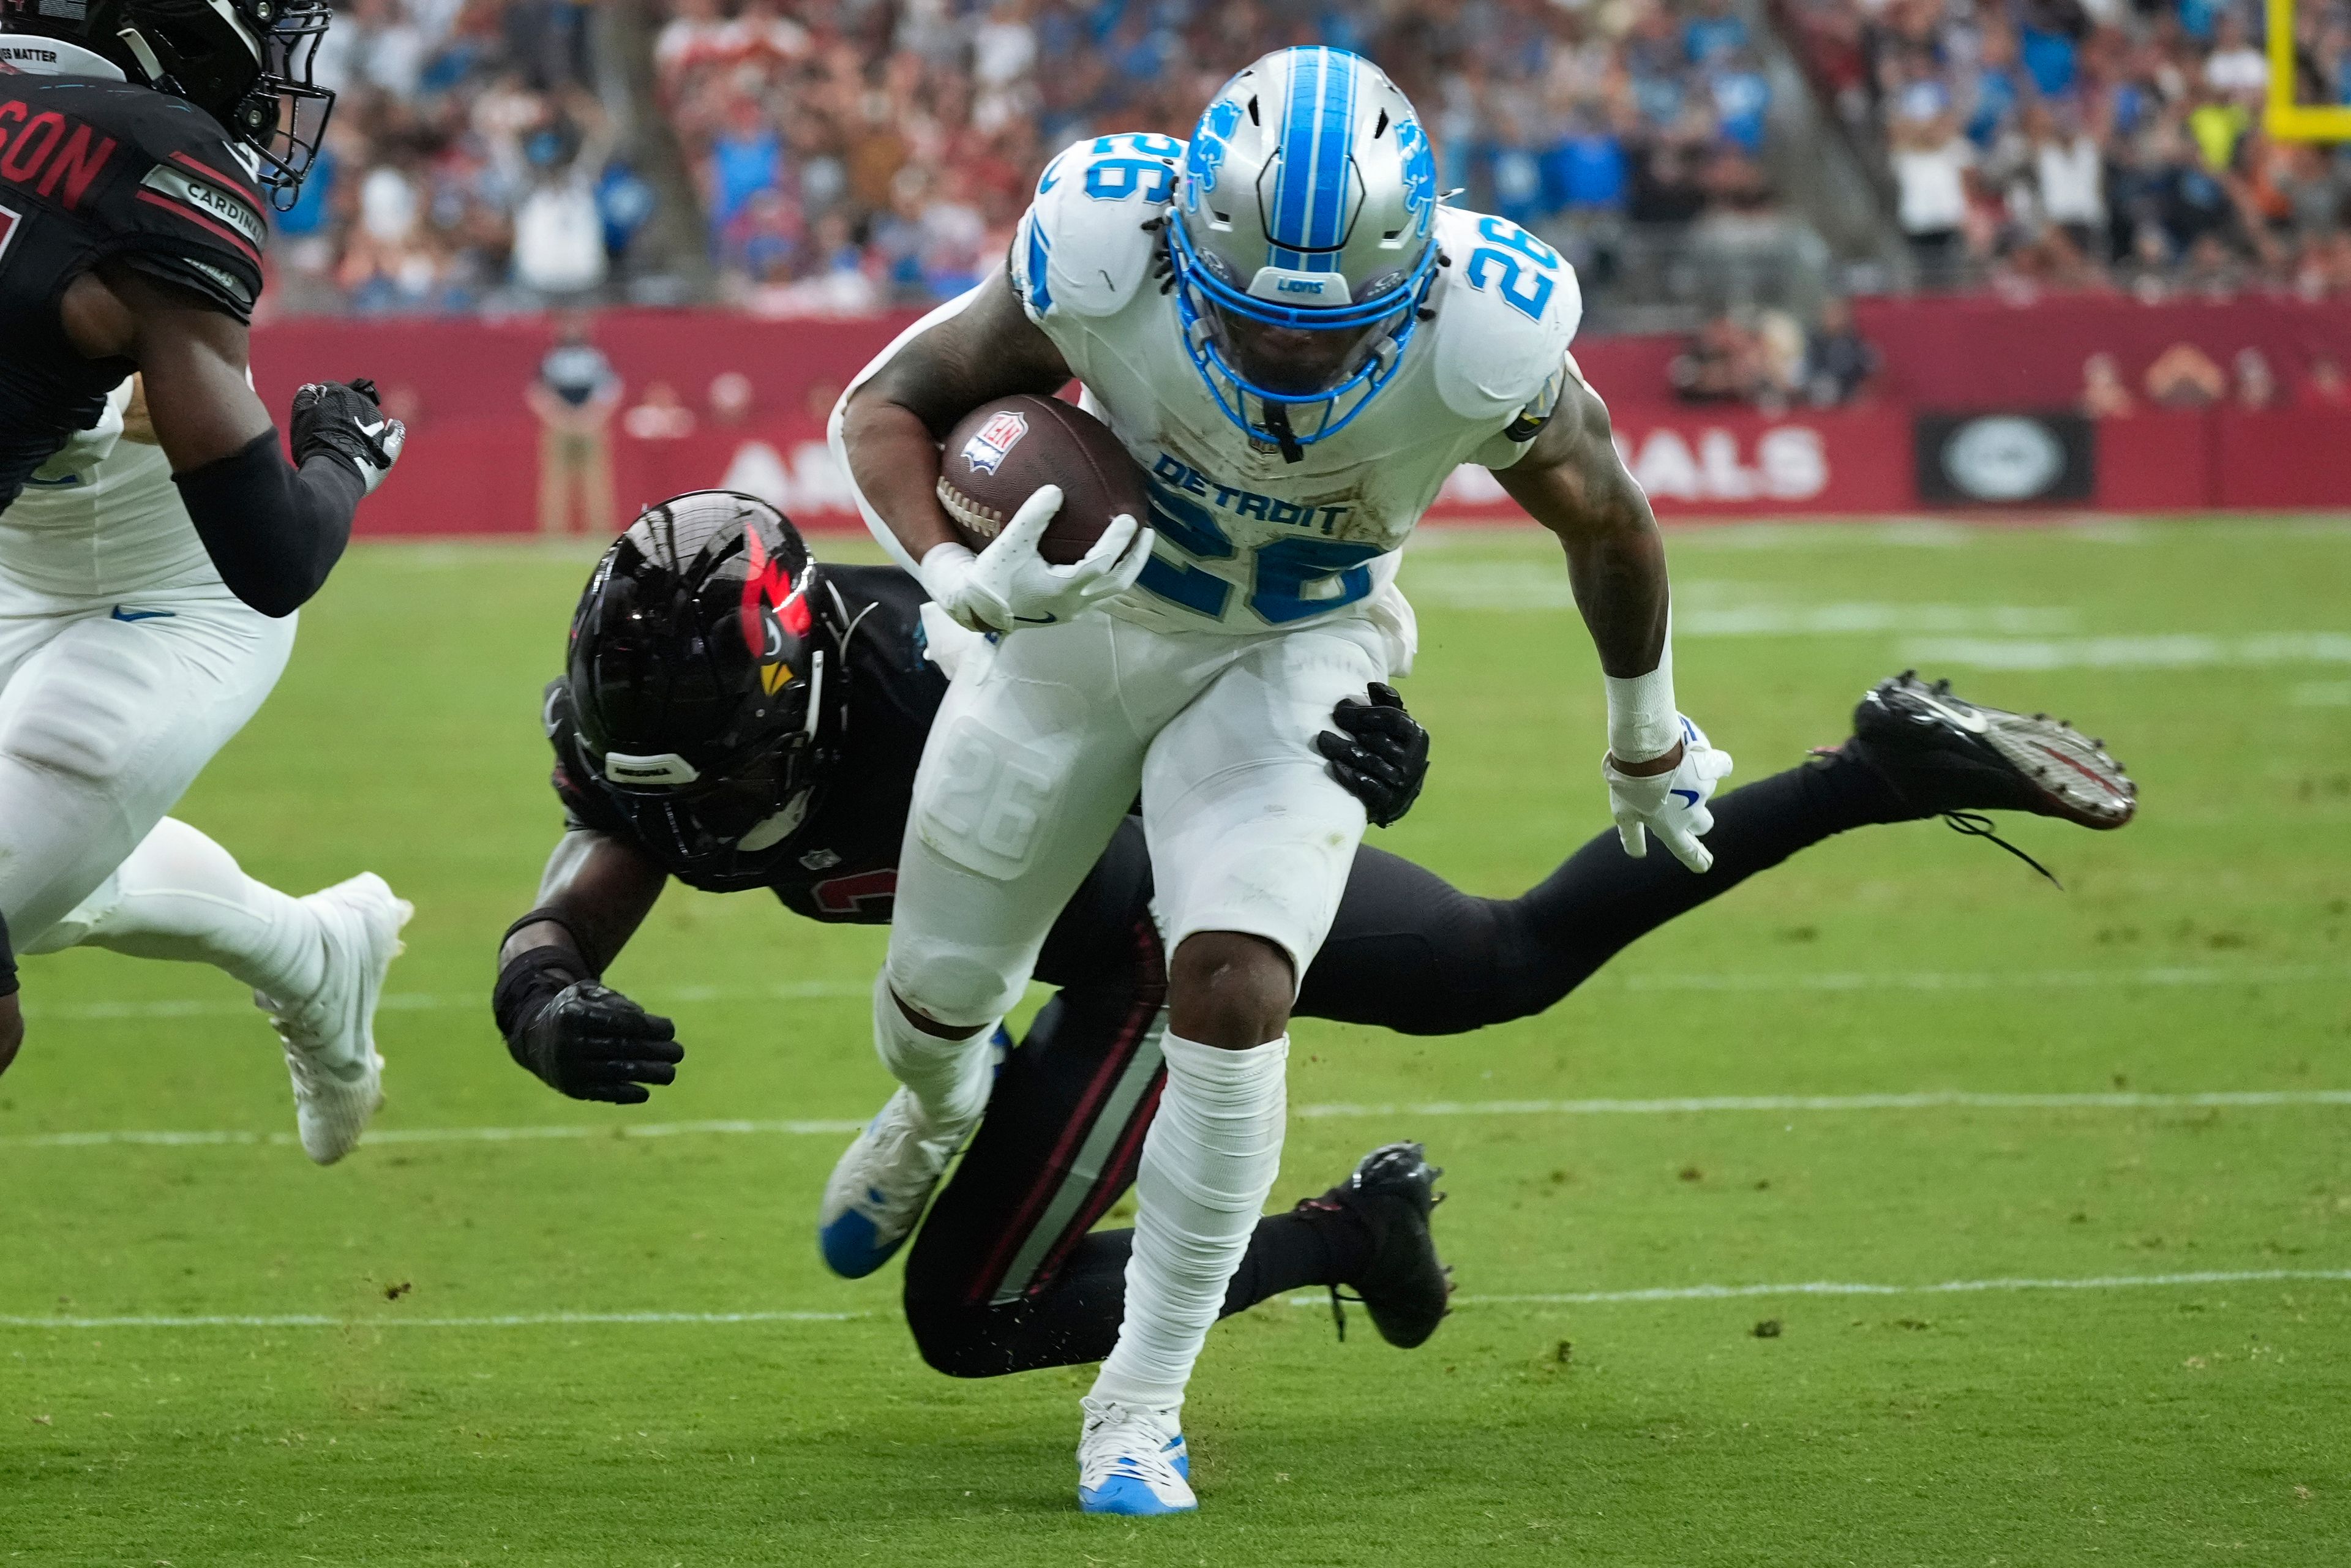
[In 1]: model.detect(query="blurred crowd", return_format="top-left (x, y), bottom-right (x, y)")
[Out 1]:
top-left (1781, 0), bottom-right (2351, 294)
top-left (1669, 296), bottom-right (1880, 404)
top-left (651, 0), bottom-right (1785, 311)
top-left (268, 0), bottom-right (659, 313)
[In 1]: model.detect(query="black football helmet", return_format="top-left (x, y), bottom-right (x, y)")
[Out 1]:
top-left (566, 491), bottom-right (852, 888)
top-left (1, 0), bottom-right (336, 208)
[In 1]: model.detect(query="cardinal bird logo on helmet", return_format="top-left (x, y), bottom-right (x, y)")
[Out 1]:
top-left (739, 526), bottom-right (811, 697)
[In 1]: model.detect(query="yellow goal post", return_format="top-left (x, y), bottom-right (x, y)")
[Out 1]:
top-left (2268, 0), bottom-right (2351, 140)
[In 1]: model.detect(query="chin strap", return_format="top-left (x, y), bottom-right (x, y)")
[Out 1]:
top-left (1263, 402), bottom-right (1305, 463)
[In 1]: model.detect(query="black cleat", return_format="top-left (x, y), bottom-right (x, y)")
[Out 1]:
top-left (1295, 1141), bottom-right (1452, 1349)
top-left (1840, 671), bottom-right (2137, 826)
top-left (1824, 672), bottom-right (2135, 884)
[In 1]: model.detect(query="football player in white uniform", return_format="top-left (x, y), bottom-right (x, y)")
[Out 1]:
top-left (830, 47), bottom-right (1728, 1514)
top-left (0, 377), bottom-right (411, 1163)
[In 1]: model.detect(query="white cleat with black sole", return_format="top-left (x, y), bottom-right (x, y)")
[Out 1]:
top-left (1077, 1398), bottom-right (1196, 1516)
top-left (255, 872), bottom-right (411, 1165)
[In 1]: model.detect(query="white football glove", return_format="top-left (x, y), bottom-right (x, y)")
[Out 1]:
top-left (918, 484), bottom-right (1155, 635)
top-left (1602, 715), bottom-right (1734, 873)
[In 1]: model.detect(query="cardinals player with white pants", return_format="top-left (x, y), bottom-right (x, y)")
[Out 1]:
top-left (0, 378), bottom-right (410, 1162)
top-left (831, 47), bottom-right (1731, 1514)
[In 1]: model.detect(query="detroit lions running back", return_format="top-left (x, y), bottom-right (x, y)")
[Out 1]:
top-left (831, 47), bottom-right (1731, 1515)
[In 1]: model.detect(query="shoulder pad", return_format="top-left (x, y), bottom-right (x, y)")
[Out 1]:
top-left (1427, 206), bottom-right (1582, 425)
top-left (43, 83), bottom-right (269, 318)
top-left (1008, 133), bottom-right (1182, 323)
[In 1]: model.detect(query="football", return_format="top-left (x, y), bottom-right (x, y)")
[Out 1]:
top-left (936, 394), bottom-right (1150, 566)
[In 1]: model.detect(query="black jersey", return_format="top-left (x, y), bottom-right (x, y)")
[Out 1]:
top-left (547, 563), bottom-right (948, 923)
top-left (0, 73), bottom-right (269, 511)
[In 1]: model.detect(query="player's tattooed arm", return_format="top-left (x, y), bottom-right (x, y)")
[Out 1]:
top-left (837, 269), bottom-right (1074, 563)
top-left (495, 831), bottom-right (681, 1104)
top-left (1488, 370), bottom-right (1680, 776)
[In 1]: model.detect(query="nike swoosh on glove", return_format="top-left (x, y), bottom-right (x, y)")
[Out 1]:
top-left (290, 378), bottom-right (407, 495)
top-left (918, 484), bottom-right (1155, 634)
top-left (1603, 715), bottom-right (1735, 872)
top-left (512, 980), bottom-right (683, 1105)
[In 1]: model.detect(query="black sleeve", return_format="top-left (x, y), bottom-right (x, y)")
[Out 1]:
top-left (171, 430), bottom-right (361, 617)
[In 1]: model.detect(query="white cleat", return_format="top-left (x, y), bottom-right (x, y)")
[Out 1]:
top-left (816, 1086), bottom-right (972, 1278)
top-left (255, 872), bottom-right (411, 1165)
top-left (1077, 1398), bottom-right (1196, 1516)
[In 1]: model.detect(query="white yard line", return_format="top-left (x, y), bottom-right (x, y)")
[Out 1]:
top-left (24, 961), bottom-right (2342, 1026)
top-left (1905, 632), bottom-right (2351, 671)
top-left (1292, 1089), bottom-right (2351, 1119)
top-left (5, 1088), bottom-right (2344, 1153)
top-left (1451, 1269), bottom-right (2351, 1306)
top-left (6, 1269), bottom-right (2345, 1332)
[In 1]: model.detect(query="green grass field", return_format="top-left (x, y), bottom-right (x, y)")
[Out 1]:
top-left (6, 519), bottom-right (2349, 1566)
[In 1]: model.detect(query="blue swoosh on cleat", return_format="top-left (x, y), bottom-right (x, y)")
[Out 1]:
top-left (110, 606), bottom-right (175, 622)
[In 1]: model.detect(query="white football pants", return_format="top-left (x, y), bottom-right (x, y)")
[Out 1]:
top-left (0, 571), bottom-right (299, 963)
top-left (883, 606), bottom-right (1399, 1035)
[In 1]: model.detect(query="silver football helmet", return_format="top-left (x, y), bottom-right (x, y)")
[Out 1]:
top-left (1168, 47), bottom-right (1441, 457)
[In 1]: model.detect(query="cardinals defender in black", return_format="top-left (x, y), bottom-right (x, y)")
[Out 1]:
top-left (0, 0), bottom-right (401, 600)
top-left (0, 0), bottom-right (402, 1059)
top-left (495, 492), bottom-right (2137, 1380)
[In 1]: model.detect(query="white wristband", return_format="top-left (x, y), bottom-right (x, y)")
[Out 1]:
top-left (1604, 616), bottom-right (1679, 764)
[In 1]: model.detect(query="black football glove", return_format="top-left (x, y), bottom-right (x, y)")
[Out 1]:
top-left (1316, 681), bottom-right (1430, 828)
top-left (290, 378), bottom-right (405, 495)
top-left (508, 980), bottom-right (682, 1105)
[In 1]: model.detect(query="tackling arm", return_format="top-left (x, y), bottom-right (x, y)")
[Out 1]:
top-left (493, 830), bottom-right (682, 1103)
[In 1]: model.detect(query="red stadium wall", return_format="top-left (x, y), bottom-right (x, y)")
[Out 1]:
top-left (248, 302), bottom-right (2351, 537)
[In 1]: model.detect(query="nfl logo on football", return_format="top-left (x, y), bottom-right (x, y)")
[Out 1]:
top-left (961, 410), bottom-right (1029, 475)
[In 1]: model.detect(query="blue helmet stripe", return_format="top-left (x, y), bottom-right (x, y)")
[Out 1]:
top-left (1267, 47), bottom-right (1322, 269)
top-left (1305, 51), bottom-right (1355, 265)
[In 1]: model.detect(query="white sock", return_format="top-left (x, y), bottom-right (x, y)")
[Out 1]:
top-left (871, 970), bottom-right (995, 1131)
top-left (1088, 1030), bottom-right (1289, 1414)
top-left (60, 819), bottom-right (327, 1002)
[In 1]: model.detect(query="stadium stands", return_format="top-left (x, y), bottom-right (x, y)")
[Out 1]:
top-left (268, 0), bottom-right (661, 315)
top-left (1779, 0), bottom-right (2351, 295)
top-left (272, 0), bottom-right (2350, 317)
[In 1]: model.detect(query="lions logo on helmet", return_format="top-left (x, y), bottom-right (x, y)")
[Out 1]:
top-left (1167, 48), bottom-right (1444, 457)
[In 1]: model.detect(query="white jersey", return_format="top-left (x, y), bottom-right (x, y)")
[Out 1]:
top-left (0, 377), bottom-right (214, 601)
top-left (1007, 133), bottom-right (1581, 636)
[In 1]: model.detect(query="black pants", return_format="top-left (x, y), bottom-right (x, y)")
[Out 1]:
top-left (902, 751), bottom-right (1913, 1376)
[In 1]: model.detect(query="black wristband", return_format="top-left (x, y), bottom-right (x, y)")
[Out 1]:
top-left (493, 944), bottom-right (586, 1048)
top-left (501, 905), bottom-right (590, 956)
top-left (173, 429), bottom-right (363, 618)
top-left (0, 908), bottom-right (17, 999)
